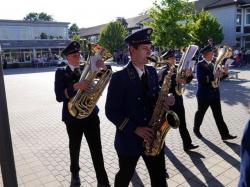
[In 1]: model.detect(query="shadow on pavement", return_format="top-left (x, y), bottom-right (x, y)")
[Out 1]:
top-left (131, 171), bottom-right (144, 187)
top-left (164, 145), bottom-right (206, 186)
top-left (201, 138), bottom-right (240, 172)
top-left (3, 67), bottom-right (57, 75)
top-left (224, 141), bottom-right (241, 157)
top-left (187, 151), bottom-right (224, 187)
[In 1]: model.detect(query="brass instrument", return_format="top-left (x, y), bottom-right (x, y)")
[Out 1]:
top-left (68, 44), bottom-right (112, 119)
top-left (144, 64), bottom-right (180, 156)
top-left (175, 45), bottom-right (199, 95)
top-left (211, 45), bottom-right (232, 88)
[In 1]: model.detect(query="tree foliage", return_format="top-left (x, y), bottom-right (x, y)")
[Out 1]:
top-left (99, 21), bottom-right (128, 54)
top-left (69, 23), bottom-right (79, 38)
top-left (190, 11), bottom-right (224, 47)
top-left (23, 12), bottom-right (54, 21)
top-left (147, 0), bottom-right (224, 49)
top-left (147, 0), bottom-right (193, 49)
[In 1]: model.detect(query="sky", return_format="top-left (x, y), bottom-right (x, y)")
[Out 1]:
top-left (0, 0), bottom-right (156, 28)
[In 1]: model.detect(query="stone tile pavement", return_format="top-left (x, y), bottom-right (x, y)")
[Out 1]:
top-left (0, 65), bottom-right (249, 187)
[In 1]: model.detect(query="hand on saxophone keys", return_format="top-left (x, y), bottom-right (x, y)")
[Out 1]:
top-left (73, 80), bottom-right (92, 92)
top-left (164, 93), bottom-right (175, 109)
top-left (134, 127), bottom-right (154, 143)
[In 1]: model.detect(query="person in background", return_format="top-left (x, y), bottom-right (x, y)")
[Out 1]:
top-left (158, 49), bottom-right (199, 152)
top-left (54, 41), bottom-right (110, 187)
top-left (193, 45), bottom-right (237, 141)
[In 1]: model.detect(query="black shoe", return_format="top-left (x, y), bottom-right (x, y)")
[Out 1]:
top-left (184, 144), bottom-right (199, 152)
top-left (71, 173), bottom-right (81, 186)
top-left (193, 129), bottom-right (203, 138)
top-left (222, 134), bottom-right (237, 141)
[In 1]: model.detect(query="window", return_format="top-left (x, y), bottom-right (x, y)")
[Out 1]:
top-left (245, 9), bottom-right (250, 25)
top-left (236, 8), bottom-right (242, 32)
top-left (236, 37), bottom-right (241, 48)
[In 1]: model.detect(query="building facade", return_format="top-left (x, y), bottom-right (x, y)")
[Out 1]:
top-left (0, 19), bottom-right (70, 66)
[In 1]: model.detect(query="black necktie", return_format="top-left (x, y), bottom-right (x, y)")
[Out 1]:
top-left (74, 68), bottom-right (81, 77)
top-left (141, 72), bottom-right (149, 92)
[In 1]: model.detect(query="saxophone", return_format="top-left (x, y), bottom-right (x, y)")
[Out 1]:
top-left (68, 44), bottom-right (112, 119)
top-left (144, 65), bottom-right (180, 156)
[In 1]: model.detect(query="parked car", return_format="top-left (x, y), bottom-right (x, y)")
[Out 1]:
top-left (52, 55), bottom-right (68, 66)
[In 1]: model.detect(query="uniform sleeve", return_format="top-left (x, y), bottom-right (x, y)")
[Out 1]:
top-left (105, 73), bottom-right (137, 136)
top-left (54, 69), bottom-right (76, 102)
top-left (196, 63), bottom-right (214, 85)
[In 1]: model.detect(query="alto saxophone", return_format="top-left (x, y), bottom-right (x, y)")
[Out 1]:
top-left (68, 44), bottom-right (112, 119)
top-left (144, 65), bottom-right (180, 156)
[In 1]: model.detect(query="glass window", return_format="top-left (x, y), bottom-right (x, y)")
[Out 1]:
top-left (246, 14), bottom-right (250, 25)
top-left (236, 26), bottom-right (241, 32)
top-left (237, 9), bottom-right (242, 13)
top-left (236, 14), bottom-right (241, 25)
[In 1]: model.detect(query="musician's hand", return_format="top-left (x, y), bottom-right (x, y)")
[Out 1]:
top-left (96, 59), bottom-right (106, 69)
top-left (74, 80), bottom-right (91, 91)
top-left (214, 69), bottom-right (223, 78)
top-left (223, 67), bottom-right (229, 75)
top-left (134, 127), bottom-right (154, 143)
top-left (186, 68), bottom-right (193, 77)
top-left (176, 77), bottom-right (186, 84)
top-left (164, 93), bottom-right (175, 108)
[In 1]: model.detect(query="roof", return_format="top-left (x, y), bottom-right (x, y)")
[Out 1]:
top-left (79, 14), bottom-right (150, 37)
top-left (194, 0), bottom-right (250, 11)
top-left (0, 19), bottom-right (70, 26)
top-left (0, 40), bottom-right (71, 49)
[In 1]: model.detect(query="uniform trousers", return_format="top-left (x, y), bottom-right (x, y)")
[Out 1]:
top-left (114, 149), bottom-right (167, 187)
top-left (194, 97), bottom-right (229, 137)
top-left (65, 115), bottom-right (109, 185)
top-left (170, 104), bottom-right (192, 148)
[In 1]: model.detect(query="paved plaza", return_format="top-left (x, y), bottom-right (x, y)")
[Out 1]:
top-left (0, 65), bottom-right (249, 187)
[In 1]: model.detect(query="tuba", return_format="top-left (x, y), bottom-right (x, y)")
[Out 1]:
top-left (175, 45), bottom-right (199, 95)
top-left (144, 64), bottom-right (180, 156)
top-left (68, 44), bottom-right (112, 119)
top-left (211, 45), bottom-right (232, 88)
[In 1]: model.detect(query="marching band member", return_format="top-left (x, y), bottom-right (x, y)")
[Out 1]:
top-left (105, 28), bottom-right (174, 187)
top-left (158, 49), bottom-right (199, 152)
top-left (193, 45), bottom-right (237, 141)
top-left (54, 41), bottom-right (110, 186)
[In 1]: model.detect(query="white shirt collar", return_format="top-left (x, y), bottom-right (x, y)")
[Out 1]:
top-left (133, 64), bottom-right (145, 78)
top-left (68, 63), bottom-right (80, 72)
top-left (203, 58), bottom-right (211, 64)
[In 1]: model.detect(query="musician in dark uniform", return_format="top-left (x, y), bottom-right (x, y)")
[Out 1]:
top-left (54, 41), bottom-right (110, 187)
top-left (238, 118), bottom-right (250, 187)
top-left (193, 45), bottom-right (237, 140)
top-left (158, 49), bottom-right (199, 152)
top-left (105, 28), bottom-right (175, 187)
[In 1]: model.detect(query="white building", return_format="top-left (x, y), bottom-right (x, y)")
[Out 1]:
top-left (0, 19), bottom-right (70, 67)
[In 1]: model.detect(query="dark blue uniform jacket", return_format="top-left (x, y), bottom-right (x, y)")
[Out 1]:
top-left (159, 64), bottom-right (193, 107)
top-left (54, 65), bottom-right (99, 123)
top-left (196, 60), bottom-right (220, 101)
top-left (105, 62), bottom-right (159, 156)
top-left (238, 119), bottom-right (250, 187)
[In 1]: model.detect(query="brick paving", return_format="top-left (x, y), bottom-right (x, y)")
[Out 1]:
top-left (0, 65), bottom-right (249, 187)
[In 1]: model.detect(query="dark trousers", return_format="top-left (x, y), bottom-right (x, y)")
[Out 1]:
top-left (114, 150), bottom-right (167, 187)
top-left (65, 115), bottom-right (109, 185)
top-left (194, 97), bottom-right (229, 137)
top-left (171, 104), bottom-right (192, 148)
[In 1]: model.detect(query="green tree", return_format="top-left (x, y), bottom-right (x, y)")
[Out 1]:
top-left (99, 21), bottom-right (128, 54)
top-left (147, 0), bottom-right (194, 49)
top-left (23, 12), bottom-right (54, 21)
top-left (190, 11), bottom-right (223, 47)
top-left (69, 23), bottom-right (79, 38)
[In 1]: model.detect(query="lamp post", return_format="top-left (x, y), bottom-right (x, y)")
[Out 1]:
top-left (0, 45), bottom-right (18, 187)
